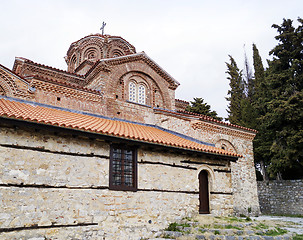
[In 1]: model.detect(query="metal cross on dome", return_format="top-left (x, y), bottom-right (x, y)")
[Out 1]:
top-left (100, 21), bottom-right (106, 35)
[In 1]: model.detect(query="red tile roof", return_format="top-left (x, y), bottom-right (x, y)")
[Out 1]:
top-left (0, 98), bottom-right (241, 158)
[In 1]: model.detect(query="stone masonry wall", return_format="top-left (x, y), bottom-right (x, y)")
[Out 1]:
top-left (257, 180), bottom-right (303, 215)
top-left (0, 125), bottom-right (233, 239)
top-left (155, 114), bottom-right (260, 216)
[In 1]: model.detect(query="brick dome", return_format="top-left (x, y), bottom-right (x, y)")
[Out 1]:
top-left (65, 34), bottom-right (136, 73)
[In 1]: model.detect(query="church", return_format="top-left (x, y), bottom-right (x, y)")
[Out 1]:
top-left (0, 33), bottom-right (259, 239)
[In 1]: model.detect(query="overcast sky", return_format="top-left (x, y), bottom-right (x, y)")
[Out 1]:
top-left (0, 0), bottom-right (302, 119)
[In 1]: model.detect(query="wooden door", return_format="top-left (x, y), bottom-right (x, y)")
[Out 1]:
top-left (199, 170), bottom-right (210, 214)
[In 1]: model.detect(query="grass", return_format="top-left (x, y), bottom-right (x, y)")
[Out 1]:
top-left (224, 224), bottom-right (243, 230)
top-left (198, 228), bottom-right (206, 233)
top-left (161, 233), bottom-right (175, 239)
top-left (294, 234), bottom-right (303, 240)
top-left (164, 222), bottom-right (191, 233)
top-left (252, 223), bottom-right (269, 230)
top-left (165, 222), bottom-right (181, 232)
top-left (222, 216), bottom-right (252, 223)
top-left (264, 227), bottom-right (287, 236)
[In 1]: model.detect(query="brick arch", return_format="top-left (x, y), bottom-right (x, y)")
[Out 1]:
top-left (107, 39), bottom-right (135, 58)
top-left (0, 86), bottom-right (5, 96)
top-left (126, 73), bottom-right (151, 106)
top-left (66, 38), bottom-right (104, 71)
top-left (215, 139), bottom-right (238, 154)
top-left (109, 63), bottom-right (172, 109)
top-left (118, 71), bottom-right (165, 108)
top-left (80, 43), bottom-right (103, 62)
top-left (196, 165), bottom-right (215, 192)
top-left (0, 68), bottom-right (18, 97)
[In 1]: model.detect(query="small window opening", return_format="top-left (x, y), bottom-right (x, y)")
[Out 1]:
top-left (57, 97), bottom-right (61, 101)
top-left (109, 145), bottom-right (137, 191)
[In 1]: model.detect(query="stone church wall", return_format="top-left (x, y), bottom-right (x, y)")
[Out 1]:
top-left (155, 114), bottom-right (260, 216)
top-left (0, 124), bottom-right (234, 239)
top-left (257, 180), bottom-right (303, 215)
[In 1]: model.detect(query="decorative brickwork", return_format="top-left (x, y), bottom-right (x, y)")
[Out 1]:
top-left (65, 34), bottom-right (136, 73)
top-left (175, 98), bottom-right (189, 111)
top-left (191, 120), bottom-right (256, 141)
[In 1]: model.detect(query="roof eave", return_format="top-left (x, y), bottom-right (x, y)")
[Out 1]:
top-left (0, 116), bottom-right (239, 161)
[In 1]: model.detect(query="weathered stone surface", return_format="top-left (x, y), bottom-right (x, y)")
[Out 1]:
top-left (258, 180), bottom-right (303, 215)
top-left (0, 126), bottom-right (238, 239)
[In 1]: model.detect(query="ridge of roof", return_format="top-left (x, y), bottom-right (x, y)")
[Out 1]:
top-left (74, 60), bottom-right (95, 73)
top-left (29, 75), bottom-right (102, 95)
top-left (15, 57), bottom-right (85, 79)
top-left (155, 108), bottom-right (257, 133)
top-left (0, 63), bottom-right (31, 85)
top-left (0, 96), bottom-right (241, 158)
top-left (175, 98), bottom-right (189, 103)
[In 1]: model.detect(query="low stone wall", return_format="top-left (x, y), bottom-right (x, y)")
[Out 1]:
top-left (257, 180), bottom-right (303, 215)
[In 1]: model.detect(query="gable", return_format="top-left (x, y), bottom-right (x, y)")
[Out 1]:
top-left (0, 64), bottom-right (34, 99)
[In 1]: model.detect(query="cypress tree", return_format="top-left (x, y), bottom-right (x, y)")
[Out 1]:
top-left (225, 55), bottom-right (245, 125)
top-left (251, 43), bottom-right (270, 180)
top-left (252, 43), bottom-right (266, 106)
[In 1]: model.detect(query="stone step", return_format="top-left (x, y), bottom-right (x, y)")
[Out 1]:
top-left (177, 227), bottom-right (271, 235)
top-left (158, 230), bottom-right (293, 240)
top-left (149, 216), bottom-right (295, 240)
top-left (154, 228), bottom-right (293, 240)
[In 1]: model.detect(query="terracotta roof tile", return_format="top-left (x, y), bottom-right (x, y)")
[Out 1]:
top-left (0, 98), bottom-right (242, 158)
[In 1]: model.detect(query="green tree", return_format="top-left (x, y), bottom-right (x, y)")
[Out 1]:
top-left (225, 55), bottom-right (245, 125)
top-left (243, 50), bottom-right (254, 101)
top-left (263, 18), bottom-right (303, 179)
top-left (251, 43), bottom-right (270, 180)
top-left (241, 50), bottom-right (258, 129)
top-left (186, 97), bottom-right (223, 121)
top-left (252, 43), bottom-right (266, 105)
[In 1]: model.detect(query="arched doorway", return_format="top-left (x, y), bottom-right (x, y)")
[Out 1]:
top-left (199, 170), bottom-right (210, 214)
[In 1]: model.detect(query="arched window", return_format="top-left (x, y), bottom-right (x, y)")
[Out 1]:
top-left (129, 82), bottom-right (136, 102)
top-left (138, 85), bottom-right (146, 105)
top-left (70, 54), bottom-right (77, 71)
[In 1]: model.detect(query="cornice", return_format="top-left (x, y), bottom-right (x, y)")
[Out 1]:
top-left (177, 109), bottom-right (258, 133)
top-left (154, 108), bottom-right (257, 138)
top-left (191, 120), bottom-right (256, 141)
